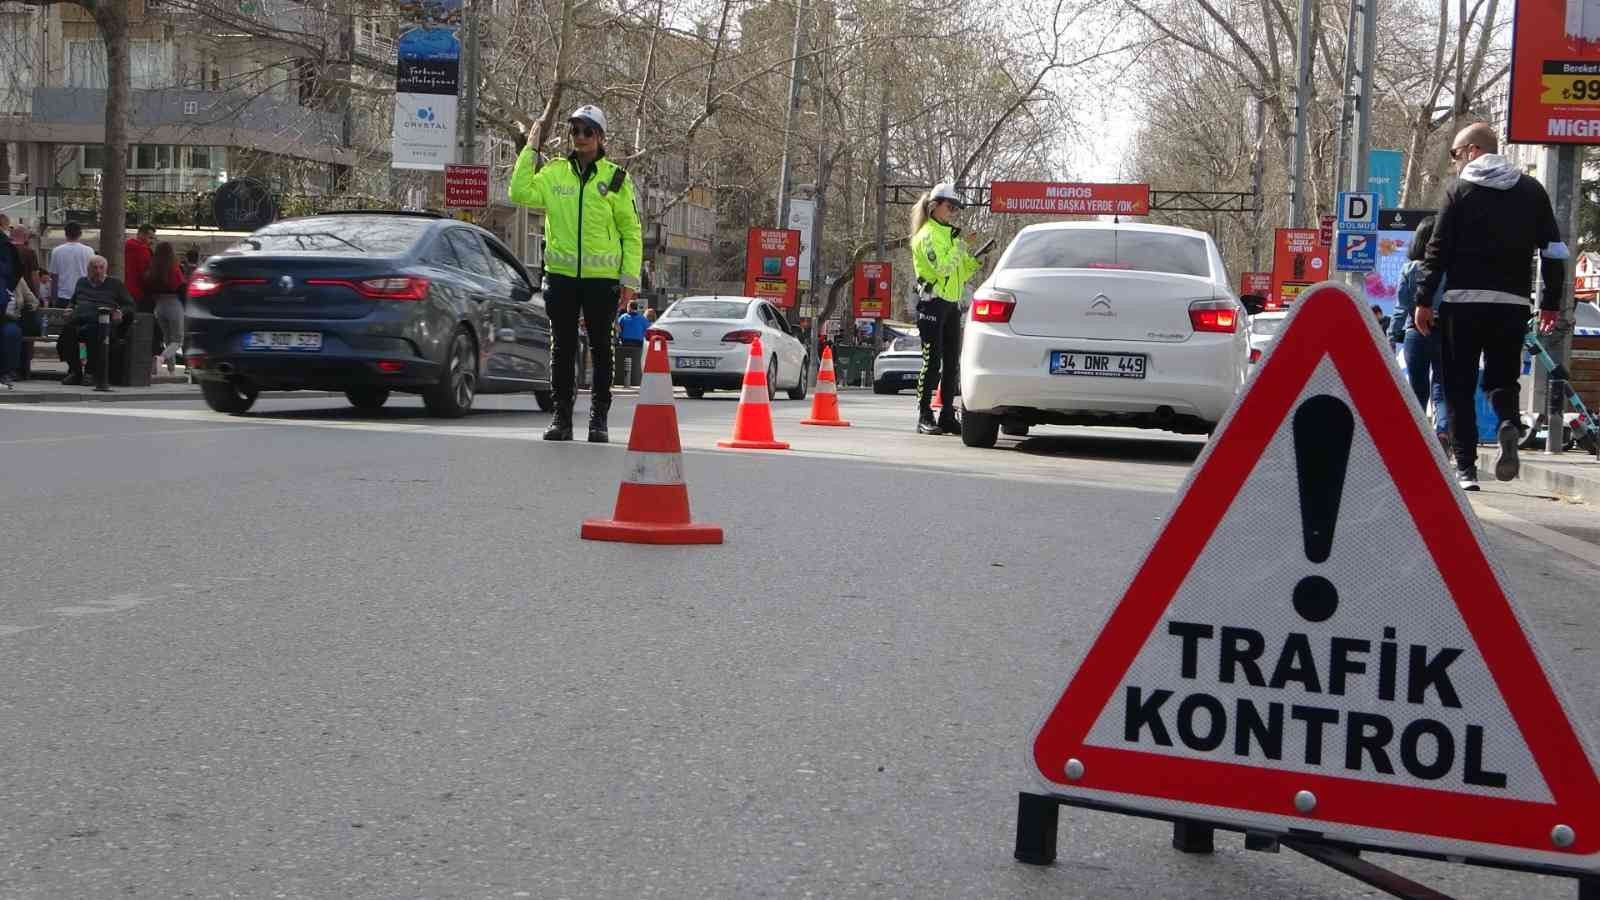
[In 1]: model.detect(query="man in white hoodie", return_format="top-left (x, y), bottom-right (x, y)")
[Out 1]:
top-left (1413, 122), bottom-right (1567, 491)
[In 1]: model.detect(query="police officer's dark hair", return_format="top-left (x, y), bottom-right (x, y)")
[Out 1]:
top-left (1408, 216), bottom-right (1436, 262)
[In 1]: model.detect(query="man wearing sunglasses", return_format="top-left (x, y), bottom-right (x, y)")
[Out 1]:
top-left (509, 104), bottom-right (643, 442)
top-left (1413, 122), bottom-right (1567, 491)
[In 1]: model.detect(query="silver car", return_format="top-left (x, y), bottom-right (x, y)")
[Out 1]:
top-left (873, 335), bottom-right (923, 394)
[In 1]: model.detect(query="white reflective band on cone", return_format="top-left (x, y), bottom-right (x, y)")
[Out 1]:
top-left (816, 377), bottom-right (835, 395)
top-left (622, 451), bottom-right (685, 485)
top-left (638, 373), bottom-right (674, 406)
top-left (740, 382), bottom-right (767, 405)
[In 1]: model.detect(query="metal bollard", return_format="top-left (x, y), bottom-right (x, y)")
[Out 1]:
top-left (93, 308), bottom-right (112, 392)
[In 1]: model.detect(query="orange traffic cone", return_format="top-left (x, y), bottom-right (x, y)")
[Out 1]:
top-left (801, 345), bottom-right (850, 427)
top-left (582, 337), bottom-right (723, 545)
top-left (717, 336), bottom-right (790, 450)
top-left (932, 384), bottom-right (944, 411)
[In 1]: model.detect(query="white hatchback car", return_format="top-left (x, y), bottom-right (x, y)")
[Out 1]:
top-left (649, 296), bottom-right (809, 400)
top-left (873, 334), bottom-right (923, 394)
top-left (959, 222), bottom-right (1249, 447)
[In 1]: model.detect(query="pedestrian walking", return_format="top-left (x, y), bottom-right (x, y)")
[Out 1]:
top-left (1414, 122), bottom-right (1568, 491)
top-left (125, 223), bottom-right (156, 314)
top-left (48, 221), bottom-right (93, 309)
top-left (145, 241), bottom-right (187, 374)
top-left (1390, 216), bottom-right (1451, 455)
top-left (909, 182), bottom-right (985, 435)
top-left (508, 103), bottom-right (643, 443)
top-left (614, 301), bottom-right (647, 387)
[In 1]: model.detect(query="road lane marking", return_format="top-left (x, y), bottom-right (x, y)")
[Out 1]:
top-left (48, 592), bottom-right (153, 617)
top-left (0, 425), bottom-right (271, 445)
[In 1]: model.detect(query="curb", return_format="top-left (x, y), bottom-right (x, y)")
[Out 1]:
top-left (1477, 448), bottom-right (1599, 502)
top-left (0, 389), bottom-right (343, 405)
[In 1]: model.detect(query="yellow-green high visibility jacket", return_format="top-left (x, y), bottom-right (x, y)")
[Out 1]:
top-left (911, 218), bottom-right (981, 303)
top-left (508, 147), bottom-right (643, 289)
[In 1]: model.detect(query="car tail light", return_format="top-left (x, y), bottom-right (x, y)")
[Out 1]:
top-left (645, 327), bottom-right (672, 341)
top-left (187, 274), bottom-right (265, 300)
top-left (1189, 299), bottom-right (1240, 333)
top-left (971, 289), bottom-right (1016, 323)
top-left (305, 276), bottom-right (430, 300)
top-left (721, 329), bottom-right (760, 343)
top-left (1249, 348), bottom-right (1262, 364)
top-left (376, 360), bottom-right (405, 373)
top-left (185, 353), bottom-right (207, 369)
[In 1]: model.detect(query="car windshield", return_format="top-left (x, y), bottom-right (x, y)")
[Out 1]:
top-left (235, 217), bottom-right (431, 255)
top-left (667, 300), bottom-right (751, 320)
top-left (890, 336), bottom-right (921, 352)
top-left (1251, 316), bottom-right (1285, 336)
top-left (1002, 229), bottom-right (1212, 277)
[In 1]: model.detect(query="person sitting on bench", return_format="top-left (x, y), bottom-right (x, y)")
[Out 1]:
top-left (58, 255), bottom-right (134, 386)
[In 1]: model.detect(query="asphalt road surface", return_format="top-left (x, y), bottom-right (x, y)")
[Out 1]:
top-left (2, 390), bottom-right (1597, 898)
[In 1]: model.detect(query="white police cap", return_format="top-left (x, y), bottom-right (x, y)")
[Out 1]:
top-left (930, 181), bottom-right (966, 208)
top-left (568, 104), bottom-right (607, 134)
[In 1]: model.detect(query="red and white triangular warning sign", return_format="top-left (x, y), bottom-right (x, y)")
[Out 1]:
top-left (1031, 282), bottom-right (1600, 870)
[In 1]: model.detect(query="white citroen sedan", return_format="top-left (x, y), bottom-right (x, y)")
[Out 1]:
top-left (649, 296), bottom-right (809, 400)
top-left (958, 222), bottom-right (1249, 447)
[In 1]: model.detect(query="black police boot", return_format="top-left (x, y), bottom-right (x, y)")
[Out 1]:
top-left (917, 406), bottom-right (941, 435)
top-left (937, 406), bottom-right (961, 435)
top-left (544, 404), bottom-right (574, 441)
top-left (588, 396), bottom-right (611, 443)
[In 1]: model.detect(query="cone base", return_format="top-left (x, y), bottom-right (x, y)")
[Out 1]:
top-left (716, 439), bottom-right (791, 450)
top-left (581, 518), bottom-right (724, 545)
top-left (801, 418), bottom-right (851, 426)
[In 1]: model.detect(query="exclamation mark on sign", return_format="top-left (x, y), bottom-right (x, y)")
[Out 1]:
top-left (1292, 394), bottom-right (1355, 622)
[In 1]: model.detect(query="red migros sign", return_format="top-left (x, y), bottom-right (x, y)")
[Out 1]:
top-left (989, 182), bottom-right (1150, 216)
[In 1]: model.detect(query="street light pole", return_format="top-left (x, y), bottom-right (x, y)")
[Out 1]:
top-left (1288, 0), bottom-right (1314, 228)
top-left (774, 0), bottom-right (807, 230)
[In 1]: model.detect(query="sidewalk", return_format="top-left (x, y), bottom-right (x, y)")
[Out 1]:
top-left (1477, 445), bottom-right (1600, 503)
top-left (1, 354), bottom-right (202, 404)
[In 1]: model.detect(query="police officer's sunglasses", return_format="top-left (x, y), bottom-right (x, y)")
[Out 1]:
top-left (569, 123), bottom-right (600, 138)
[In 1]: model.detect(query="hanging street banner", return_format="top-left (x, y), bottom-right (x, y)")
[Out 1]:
top-left (744, 228), bottom-right (801, 309)
top-left (852, 261), bottom-right (892, 319)
top-left (392, 0), bottom-right (463, 171)
top-left (1031, 283), bottom-right (1600, 872)
top-left (1272, 228), bottom-right (1328, 307)
top-left (989, 182), bottom-right (1150, 216)
top-left (786, 199), bottom-right (816, 289)
top-left (1367, 150), bottom-right (1404, 209)
top-left (1508, 0), bottom-right (1600, 144)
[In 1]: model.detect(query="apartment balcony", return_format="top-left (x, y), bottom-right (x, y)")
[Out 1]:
top-left (6, 88), bottom-right (353, 166)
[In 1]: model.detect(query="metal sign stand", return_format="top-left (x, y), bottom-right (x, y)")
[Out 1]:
top-left (1014, 792), bottom-right (1600, 900)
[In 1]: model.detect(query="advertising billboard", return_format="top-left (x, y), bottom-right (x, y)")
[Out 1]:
top-left (743, 228), bottom-right (801, 309)
top-left (1271, 229), bottom-right (1328, 307)
top-left (1508, 0), bottom-right (1600, 144)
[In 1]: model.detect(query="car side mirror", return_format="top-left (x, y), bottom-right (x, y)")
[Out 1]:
top-left (1239, 294), bottom-right (1267, 316)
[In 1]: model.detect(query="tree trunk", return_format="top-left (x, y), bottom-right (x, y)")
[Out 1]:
top-left (96, 0), bottom-right (130, 278)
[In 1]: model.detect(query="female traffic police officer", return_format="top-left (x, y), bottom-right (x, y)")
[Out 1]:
top-left (509, 104), bottom-right (643, 443)
top-left (909, 182), bottom-right (985, 435)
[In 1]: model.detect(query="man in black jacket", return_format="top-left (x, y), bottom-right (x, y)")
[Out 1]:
top-left (1414, 122), bottom-right (1567, 491)
top-left (58, 255), bottom-right (134, 385)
